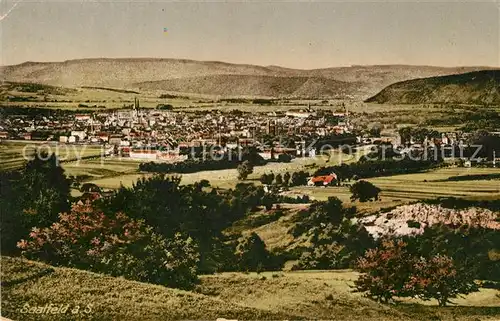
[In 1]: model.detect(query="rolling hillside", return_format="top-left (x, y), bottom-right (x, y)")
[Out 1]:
top-left (3, 256), bottom-right (499, 320)
top-left (1, 58), bottom-right (497, 99)
top-left (366, 70), bottom-right (500, 105)
top-left (134, 75), bottom-right (358, 98)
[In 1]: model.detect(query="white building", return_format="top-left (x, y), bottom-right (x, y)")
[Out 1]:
top-left (129, 151), bottom-right (158, 160)
top-left (71, 131), bottom-right (86, 141)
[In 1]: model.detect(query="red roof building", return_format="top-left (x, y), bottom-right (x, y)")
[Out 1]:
top-left (308, 173), bottom-right (337, 186)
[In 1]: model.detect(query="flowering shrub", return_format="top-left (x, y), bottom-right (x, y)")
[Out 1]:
top-left (354, 239), bottom-right (479, 305)
top-left (17, 202), bottom-right (199, 289)
top-left (354, 239), bottom-right (415, 303)
top-left (408, 255), bottom-right (478, 306)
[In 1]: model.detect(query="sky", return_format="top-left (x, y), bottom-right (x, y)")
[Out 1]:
top-left (0, 0), bottom-right (499, 69)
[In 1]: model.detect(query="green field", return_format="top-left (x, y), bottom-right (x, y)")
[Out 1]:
top-left (86, 149), bottom-right (360, 190)
top-left (2, 256), bottom-right (498, 321)
top-left (288, 167), bottom-right (500, 214)
top-left (3, 140), bottom-right (499, 214)
top-left (0, 141), bottom-right (104, 172)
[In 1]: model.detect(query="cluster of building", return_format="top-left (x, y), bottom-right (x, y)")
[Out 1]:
top-left (0, 105), bottom-right (352, 162)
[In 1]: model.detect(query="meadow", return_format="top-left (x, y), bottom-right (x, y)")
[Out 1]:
top-left (2, 256), bottom-right (499, 321)
top-left (288, 167), bottom-right (500, 214)
top-left (85, 149), bottom-right (357, 189)
top-left (3, 140), bottom-right (499, 215)
top-left (0, 141), bottom-right (103, 172)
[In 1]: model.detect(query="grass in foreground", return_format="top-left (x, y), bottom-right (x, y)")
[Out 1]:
top-left (1, 256), bottom-right (293, 321)
top-left (2, 256), bottom-right (499, 321)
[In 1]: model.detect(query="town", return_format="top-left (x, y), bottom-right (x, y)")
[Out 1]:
top-left (1, 102), bottom-right (498, 168)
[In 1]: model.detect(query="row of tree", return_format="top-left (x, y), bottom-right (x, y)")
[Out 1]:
top-left (314, 158), bottom-right (440, 181)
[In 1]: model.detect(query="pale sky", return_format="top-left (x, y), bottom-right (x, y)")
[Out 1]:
top-left (0, 0), bottom-right (499, 68)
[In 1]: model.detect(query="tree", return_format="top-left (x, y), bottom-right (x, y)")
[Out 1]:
top-left (291, 172), bottom-right (300, 186)
top-left (102, 174), bottom-right (233, 273)
top-left (355, 239), bottom-right (479, 305)
top-left (354, 239), bottom-right (415, 303)
top-left (156, 103), bottom-right (173, 110)
top-left (398, 127), bottom-right (412, 145)
top-left (241, 146), bottom-right (265, 165)
top-left (283, 172), bottom-right (291, 187)
top-left (80, 182), bottom-right (101, 193)
top-left (350, 180), bottom-right (381, 202)
top-left (277, 153), bottom-right (292, 163)
top-left (294, 196), bottom-right (373, 270)
top-left (275, 173), bottom-right (283, 186)
top-left (291, 197), bottom-right (357, 236)
top-left (235, 232), bottom-right (271, 272)
top-left (291, 171), bottom-right (308, 186)
top-left (468, 130), bottom-right (500, 160)
top-left (259, 173), bottom-right (274, 185)
top-left (237, 160), bottom-right (254, 180)
top-left (20, 152), bottom-right (71, 226)
top-left (409, 255), bottom-right (478, 306)
top-left (368, 123), bottom-right (382, 138)
top-left (0, 152), bottom-right (70, 253)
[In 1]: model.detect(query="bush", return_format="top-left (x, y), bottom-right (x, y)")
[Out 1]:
top-left (293, 197), bottom-right (374, 270)
top-left (17, 202), bottom-right (199, 289)
top-left (235, 233), bottom-right (281, 272)
top-left (297, 243), bottom-right (347, 269)
top-left (314, 158), bottom-right (440, 180)
top-left (101, 231), bottom-right (199, 289)
top-left (297, 221), bottom-right (374, 270)
top-left (406, 220), bottom-right (421, 229)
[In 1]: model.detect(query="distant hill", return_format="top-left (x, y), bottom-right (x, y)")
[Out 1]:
top-left (365, 70), bottom-right (500, 105)
top-left (134, 75), bottom-right (359, 98)
top-left (1, 58), bottom-right (497, 99)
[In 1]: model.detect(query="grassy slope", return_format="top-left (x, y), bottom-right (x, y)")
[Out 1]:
top-left (2, 257), bottom-right (499, 321)
top-left (0, 257), bottom-right (294, 321)
top-left (366, 70), bottom-right (500, 105)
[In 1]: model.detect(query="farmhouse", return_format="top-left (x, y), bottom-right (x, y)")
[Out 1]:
top-left (307, 173), bottom-right (337, 186)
